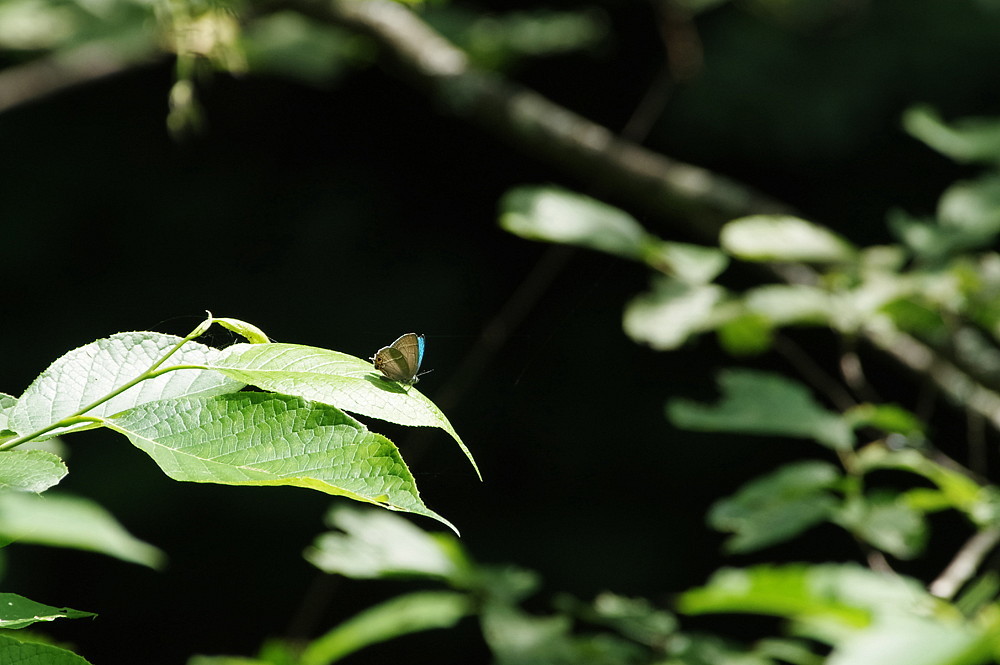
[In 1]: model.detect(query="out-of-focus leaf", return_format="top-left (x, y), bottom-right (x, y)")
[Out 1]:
top-left (845, 404), bottom-right (924, 437)
top-left (481, 602), bottom-right (647, 665)
top-left (553, 592), bottom-right (677, 646)
top-left (643, 241), bottom-right (730, 284)
top-left (242, 12), bottom-right (366, 86)
top-left (299, 591), bottom-right (472, 665)
top-left (717, 312), bottom-right (773, 355)
top-left (834, 492), bottom-right (928, 559)
top-left (742, 284), bottom-right (833, 325)
top-left (721, 215), bottom-right (856, 263)
top-left (0, 491), bottom-right (165, 568)
top-left (709, 460), bottom-right (842, 553)
top-left (305, 504), bottom-right (468, 581)
top-left (665, 633), bottom-right (782, 665)
top-left (667, 370), bottom-right (854, 450)
top-left (903, 105), bottom-right (1000, 165)
top-left (624, 278), bottom-right (727, 350)
top-left (855, 447), bottom-right (998, 525)
top-left (938, 175), bottom-right (1000, 237)
top-left (499, 185), bottom-right (649, 260)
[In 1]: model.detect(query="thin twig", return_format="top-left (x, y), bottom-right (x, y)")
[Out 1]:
top-left (929, 527), bottom-right (1000, 599)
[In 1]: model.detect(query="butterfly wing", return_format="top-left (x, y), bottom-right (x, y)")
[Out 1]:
top-left (372, 333), bottom-right (424, 384)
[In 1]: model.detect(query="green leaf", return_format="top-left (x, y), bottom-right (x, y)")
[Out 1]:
top-left (825, 614), bottom-right (995, 665)
top-left (214, 317), bottom-right (271, 344)
top-left (844, 404), bottom-right (924, 437)
top-left (0, 393), bottom-right (16, 443)
top-left (105, 393), bottom-right (456, 533)
top-left (210, 343), bottom-right (480, 479)
top-left (888, 209), bottom-right (996, 260)
top-left (665, 633), bottom-right (782, 665)
top-left (938, 175), bottom-right (1000, 238)
top-left (716, 312), bottom-right (774, 355)
top-left (9, 332), bottom-right (245, 440)
top-left (854, 447), bottom-right (996, 526)
top-left (499, 185), bottom-right (649, 260)
top-left (0, 491), bottom-right (165, 568)
top-left (742, 284), bottom-right (834, 326)
top-left (678, 563), bottom-right (922, 631)
top-left (299, 591), bottom-right (472, 665)
top-left (623, 277), bottom-right (727, 350)
top-left (0, 449), bottom-right (67, 493)
top-left (481, 603), bottom-right (646, 665)
top-left (306, 504), bottom-right (467, 581)
top-left (642, 241), bottom-right (730, 284)
top-left (0, 592), bottom-right (96, 629)
top-left (708, 460), bottom-right (842, 553)
top-left (553, 592), bottom-right (677, 646)
top-left (903, 105), bottom-right (1000, 165)
top-left (721, 215), bottom-right (856, 263)
top-left (242, 12), bottom-right (361, 86)
top-left (667, 370), bottom-right (854, 450)
top-left (833, 492), bottom-right (927, 560)
top-left (0, 632), bottom-right (93, 663)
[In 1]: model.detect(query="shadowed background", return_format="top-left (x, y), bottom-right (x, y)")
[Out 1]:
top-left (2, 0), bottom-right (1000, 661)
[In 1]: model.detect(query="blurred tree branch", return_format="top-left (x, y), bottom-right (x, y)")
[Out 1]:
top-left (290, 0), bottom-right (793, 243)
top-left (0, 43), bottom-right (158, 114)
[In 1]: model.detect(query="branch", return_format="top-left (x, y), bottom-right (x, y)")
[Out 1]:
top-left (0, 43), bottom-right (159, 114)
top-left (294, 0), bottom-right (792, 243)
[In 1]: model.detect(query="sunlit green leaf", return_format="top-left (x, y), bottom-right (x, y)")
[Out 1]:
top-left (0, 632), bottom-right (93, 664)
top-left (214, 317), bottom-right (270, 344)
top-left (0, 492), bottom-right (164, 568)
top-left (721, 215), bottom-right (856, 263)
top-left (106, 393), bottom-right (456, 533)
top-left (209, 343), bottom-right (479, 479)
top-left (9, 332), bottom-right (245, 440)
top-left (0, 449), bottom-right (67, 493)
top-left (305, 504), bottom-right (466, 580)
top-left (709, 460), bottom-right (842, 553)
top-left (668, 370), bottom-right (854, 450)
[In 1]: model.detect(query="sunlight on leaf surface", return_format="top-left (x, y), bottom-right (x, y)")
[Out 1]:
top-left (106, 393), bottom-right (456, 532)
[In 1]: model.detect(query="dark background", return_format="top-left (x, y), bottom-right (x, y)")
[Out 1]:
top-left (3, 0), bottom-right (1000, 661)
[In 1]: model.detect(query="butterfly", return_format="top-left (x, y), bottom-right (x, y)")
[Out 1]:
top-left (370, 332), bottom-right (425, 385)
